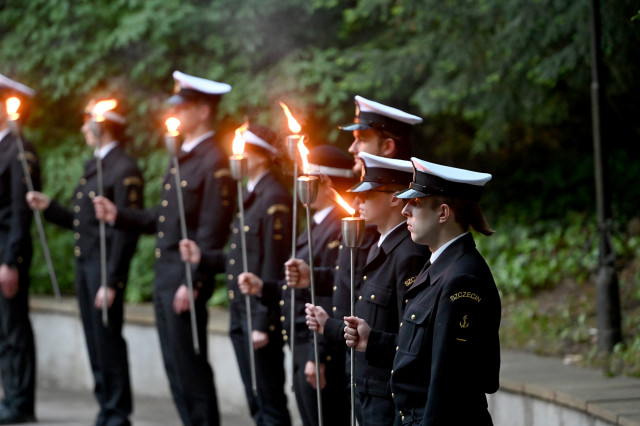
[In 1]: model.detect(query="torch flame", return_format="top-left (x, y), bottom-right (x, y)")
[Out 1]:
top-left (232, 122), bottom-right (249, 156)
top-left (6, 97), bottom-right (20, 120)
top-left (92, 99), bottom-right (118, 122)
top-left (297, 136), bottom-right (310, 175)
top-left (279, 102), bottom-right (302, 134)
top-left (328, 187), bottom-right (356, 216)
top-left (165, 117), bottom-right (181, 136)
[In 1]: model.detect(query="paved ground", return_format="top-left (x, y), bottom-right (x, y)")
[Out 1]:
top-left (4, 381), bottom-right (250, 426)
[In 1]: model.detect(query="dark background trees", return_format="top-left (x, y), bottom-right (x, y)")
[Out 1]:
top-left (1, 0), bottom-right (639, 307)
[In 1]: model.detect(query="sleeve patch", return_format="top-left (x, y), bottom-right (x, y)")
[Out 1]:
top-left (449, 291), bottom-right (481, 303)
top-left (267, 204), bottom-right (291, 215)
top-left (327, 240), bottom-right (340, 250)
top-left (214, 168), bottom-right (231, 179)
top-left (123, 176), bottom-right (143, 186)
top-left (404, 276), bottom-right (417, 287)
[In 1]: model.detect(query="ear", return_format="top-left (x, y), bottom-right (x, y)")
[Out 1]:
top-left (389, 195), bottom-right (404, 208)
top-left (439, 203), bottom-right (452, 223)
top-left (379, 137), bottom-right (397, 157)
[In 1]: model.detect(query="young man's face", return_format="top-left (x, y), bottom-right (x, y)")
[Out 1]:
top-left (348, 129), bottom-right (384, 174)
top-left (402, 197), bottom-right (439, 246)
top-left (171, 101), bottom-right (205, 135)
top-left (356, 190), bottom-right (394, 228)
top-left (81, 117), bottom-right (97, 147)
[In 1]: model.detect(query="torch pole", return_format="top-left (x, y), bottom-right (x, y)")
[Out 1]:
top-left (342, 217), bottom-right (365, 426)
top-left (90, 120), bottom-right (109, 327)
top-left (230, 155), bottom-right (258, 396)
top-left (297, 175), bottom-right (322, 426)
top-left (286, 135), bottom-right (299, 392)
top-left (171, 154), bottom-right (200, 355)
top-left (8, 120), bottom-right (60, 300)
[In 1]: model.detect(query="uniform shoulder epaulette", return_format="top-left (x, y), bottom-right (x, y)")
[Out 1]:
top-left (327, 239), bottom-right (340, 250)
top-left (214, 168), bottom-right (231, 179)
top-left (267, 204), bottom-right (290, 215)
top-left (123, 176), bottom-right (143, 186)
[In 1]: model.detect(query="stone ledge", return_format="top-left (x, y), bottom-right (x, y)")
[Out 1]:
top-left (29, 295), bottom-right (230, 334)
top-left (499, 350), bottom-right (640, 426)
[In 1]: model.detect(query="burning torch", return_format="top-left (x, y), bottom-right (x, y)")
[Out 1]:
top-left (280, 102), bottom-right (302, 392)
top-left (229, 123), bottom-right (259, 396)
top-left (296, 137), bottom-right (324, 425)
top-left (165, 117), bottom-right (200, 354)
top-left (90, 99), bottom-right (117, 327)
top-left (5, 97), bottom-right (60, 300)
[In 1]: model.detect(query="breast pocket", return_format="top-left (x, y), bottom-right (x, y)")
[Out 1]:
top-left (397, 304), bottom-right (432, 356)
top-left (363, 283), bottom-right (392, 326)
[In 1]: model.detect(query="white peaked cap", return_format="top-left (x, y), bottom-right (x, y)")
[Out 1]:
top-left (0, 73), bottom-right (36, 97)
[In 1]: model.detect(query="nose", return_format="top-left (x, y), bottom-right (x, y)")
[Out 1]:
top-left (402, 202), bottom-right (412, 218)
top-left (347, 139), bottom-right (358, 155)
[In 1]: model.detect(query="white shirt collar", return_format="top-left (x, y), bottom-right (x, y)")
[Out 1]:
top-left (313, 206), bottom-right (334, 225)
top-left (181, 130), bottom-right (215, 153)
top-left (378, 221), bottom-right (406, 247)
top-left (430, 232), bottom-right (468, 264)
top-left (247, 171), bottom-right (269, 193)
top-left (0, 128), bottom-right (10, 144)
top-left (95, 141), bottom-right (118, 159)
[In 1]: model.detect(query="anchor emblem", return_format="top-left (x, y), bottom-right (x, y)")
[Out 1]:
top-left (459, 315), bottom-right (469, 329)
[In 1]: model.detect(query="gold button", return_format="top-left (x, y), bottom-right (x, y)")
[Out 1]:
top-left (236, 212), bottom-right (241, 218)
top-left (80, 178), bottom-right (87, 185)
top-left (280, 316), bottom-right (285, 322)
top-left (181, 180), bottom-right (187, 187)
top-left (74, 205), bottom-right (81, 212)
top-left (326, 356), bottom-right (332, 361)
top-left (118, 282), bottom-right (124, 289)
top-left (158, 231), bottom-right (164, 238)
top-left (332, 307), bottom-right (337, 312)
top-left (399, 410), bottom-right (403, 416)
top-left (243, 225), bottom-right (249, 232)
top-left (282, 284), bottom-right (287, 291)
top-left (339, 244), bottom-right (343, 249)
top-left (76, 192), bottom-right (83, 199)
top-left (405, 299), bottom-right (409, 304)
top-left (231, 243), bottom-right (237, 249)
top-left (363, 275), bottom-right (367, 281)
top-left (333, 285), bottom-right (337, 291)
top-left (155, 248), bottom-right (161, 258)
top-left (335, 265), bottom-right (339, 270)
top-left (400, 322), bottom-right (403, 327)
top-left (159, 215), bottom-right (165, 223)
top-left (411, 314), bottom-right (416, 320)
top-left (74, 233), bottom-right (80, 240)
top-left (233, 228), bottom-right (238, 234)
top-left (391, 393), bottom-right (395, 398)
top-left (396, 346), bottom-right (399, 352)
top-left (402, 416), bottom-right (405, 422)
top-left (281, 330), bottom-right (287, 335)
top-left (164, 183), bottom-right (171, 190)
top-left (227, 274), bottom-right (233, 280)
top-left (269, 325), bottom-right (276, 331)
top-left (196, 281), bottom-right (202, 288)
top-left (89, 191), bottom-right (95, 198)
top-left (279, 300), bottom-right (285, 306)
top-left (283, 335), bottom-right (288, 342)
top-left (229, 259), bottom-right (235, 265)
top-left (391, 370), bottom-right (394, 374)
top-left (170, 167), bottom-right (176, 175)
top-left (74, 247), bottom-right (81, 257)
top-left (228, 290), bottom-right (235, 300)
top-left (73, 219), bottom-right (80, 226)
top-left (370, 294), bottom-right (375, 301)
top-left (358, 296), bottom-right (362, 301)
top-left (162, 200), bottom-right (168, 207)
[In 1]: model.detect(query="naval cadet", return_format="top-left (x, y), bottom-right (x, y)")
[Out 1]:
top-left (27, 97), bottom-right (143, 426)
top-left (344, 157), bottom-right (501, 426)
top-left (306, 152), bottom-right (430, 425)
top-left (238, 145), bottom-right (356, 426)
top-left (0, 74), bottom-right (39, 425)
top-left (94, 71), bottom-right (235, 426)
top-left (180, 123), bottom-right (293, 425)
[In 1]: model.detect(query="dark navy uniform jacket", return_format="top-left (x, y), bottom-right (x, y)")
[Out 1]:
top-left (262, 206), bottom-right (342, 350)
top-left (225, 171), bottom-right (292, 332)
top-left (367, 233), bottom-right (500, 425)
top-left (354, 224), bottom-right (430, 398)
top-left (0, 131), bottom-right (39, 269)
top-left (44, 145), bottom-right (143, 289)
top-left (115, 135), bottom-right (235, 291)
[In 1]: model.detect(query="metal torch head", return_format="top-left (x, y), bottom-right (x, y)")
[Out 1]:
top-left (229, 155), bottom-right (248, 181)
top-left (164, 135), bottom-right (179, 156)
top-left (7, 119), bottom-right (20, 137)
top-left (341, 217), bottom-right (366, 248)
top-left (297, 175), bottom-right (319, 206)
top-left (90, 119), bottom-right (102, 144)
top-left (286, 135), bottom-right (301, 161)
